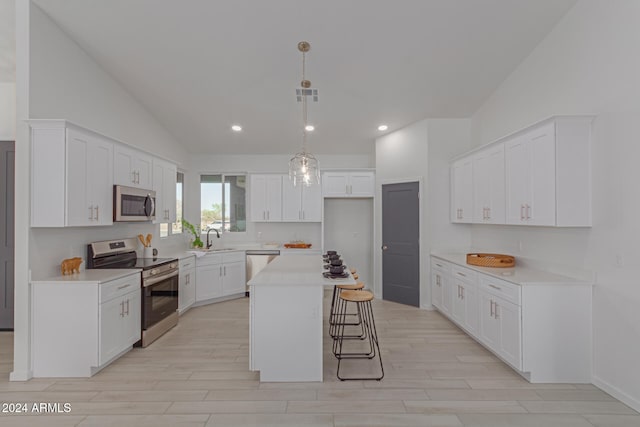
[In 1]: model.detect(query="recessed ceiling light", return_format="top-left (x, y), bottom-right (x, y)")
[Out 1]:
top-left (231, 125), bottom-right (242, 132)
top-left (377, 124), bottom-right (388, 131)
top-left (305, 125), bottom-right (315, 132)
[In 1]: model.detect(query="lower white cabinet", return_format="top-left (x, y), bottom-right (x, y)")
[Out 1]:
top-left (179, 256), bottom-right (196, 314)
top-left (31, 272), bottom-right (141, 377)
top-left (195, 251), bottom-right (246, 302)
top-left (430, 254), bottom-right (592, 383)
top-left (450, 266), bottom-right (478, 336)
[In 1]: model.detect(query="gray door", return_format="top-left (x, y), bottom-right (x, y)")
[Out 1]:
top-left (382, 182), bottom-right (420, 307)
top-left (0, 141), bottom-right (14, 330)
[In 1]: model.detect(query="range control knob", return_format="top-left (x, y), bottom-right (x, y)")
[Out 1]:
top-left (150, 269), bottom-right (158, 276)
top-left (170, 262), bottom-right (178, 269)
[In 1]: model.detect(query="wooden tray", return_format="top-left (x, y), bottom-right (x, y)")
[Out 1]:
top-left (284, 243), bottom-right (312, 249)
top-left (466, 253), bottom-right (515, 268)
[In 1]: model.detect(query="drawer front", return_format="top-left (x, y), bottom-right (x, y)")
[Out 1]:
top-left (100, 273), bottom-right (141, 303)
top-left (431, 258), bottom-right (451, 274)
top-left (223, 251), bottom-right (246, 263)
top-left (479, 275), bottom-right (521, 305)
top-left (179, 256), bottom-right (196, 270)
top-left (451, 265), bottom-right (477, 283)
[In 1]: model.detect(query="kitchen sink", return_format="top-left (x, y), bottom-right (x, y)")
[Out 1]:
top-left (192, 247), bottom-right (237, 252)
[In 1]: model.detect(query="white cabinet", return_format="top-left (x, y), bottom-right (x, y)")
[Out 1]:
top-left (450, 157), bottom-right (473, 223)
top-left (322, 171), bottom-right (374, 198)
top-left (195, 251), bottom-right (246, 302)
top-left (473, 143), bottom-right (505, 224)
top-left (31, 272), bottom-right (141, 377)
top-left (114, 145), bottom-right (153, 189)
top-left (153, 158), bottom-right (177, 223)
top-left (430, 255), bottom-right (592, 383)
top-left (179, 256), bottom-right (196, 314)
top-left (221, 257), bottom-right (246, 296)
top-left (250, 174), bottom-right (283, 222)
top-left (99, 283), bottom-right (141, 365)
top-left (505, 123), bottom-right (556, 226)
top-left (478, 276), bottom-right (522, 370)
top-left (30, 121), bottom-right (113, 227)
top-left (450, 266), bottom-right (478, 335)
top-left (430, 258), bottom-right (450, 313)
top-left (451, 116), bottom-right (592, 227)
top-left (282, 177), bottom-right (322, 222)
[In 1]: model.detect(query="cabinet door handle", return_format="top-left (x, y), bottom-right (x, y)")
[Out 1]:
top-left (125, 299), bottom-right (130, 315)
top-left (95, 205), bottom-right (99, 221)
top-left (490, 300), bottom-right (494, 317)
top-left (302, 210), bottom-right (305, 220)
top-left (267, 211), bottom-right (270, 220)
top-left (488, 284), bottom-right (502, 291)
top-left (219, 266), bottom-right (222, 276)
top-left (520, 204), bottom-right (525, 220)
top-left (117, 284), bottom-right (131, 290)
top-left (136, 171), bottom-right (140, 184)
top-left (132, 171), bottom-right (137, 183)
top-left (223, 266), bottom-right (226, 276)
top-left (526, 204), bottom-right (531, 220)
top-left (263, 211), bottom-right (266, 220)
top-left (120, 301), bottom-right (124, 317)
top-left (494, 302), bottom-right (499, 319)
top-left (88, 205), bottom-right (94, 220)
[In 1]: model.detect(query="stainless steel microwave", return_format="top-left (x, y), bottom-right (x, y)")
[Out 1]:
top-left (113, 185), bottom-right (156, 222)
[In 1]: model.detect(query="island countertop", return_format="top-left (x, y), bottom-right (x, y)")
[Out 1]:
top-left (247, 254), bottom-right (355, 287)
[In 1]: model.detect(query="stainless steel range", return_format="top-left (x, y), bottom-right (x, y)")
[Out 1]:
top-left (87, 238), bottom-right (179, 347)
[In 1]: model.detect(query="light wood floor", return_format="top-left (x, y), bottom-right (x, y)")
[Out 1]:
top-left (0, 294), bottom-right (638, 426)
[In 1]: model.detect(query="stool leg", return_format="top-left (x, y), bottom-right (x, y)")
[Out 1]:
top-left (336, 299), bottom-right (384, 381)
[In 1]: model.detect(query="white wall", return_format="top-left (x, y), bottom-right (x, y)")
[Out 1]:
top-left (375, 118), bottom-right (471, 306)
top-left (186, 153), bottom-right (373, 248)
top-left (11, 2), bottom-right (190, 379)
top-left (469, 0), bottom-right (640, 410)
top-left (29, 5), bottom-right (186, 165)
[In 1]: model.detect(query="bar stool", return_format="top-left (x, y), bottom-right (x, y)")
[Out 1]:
top-left (329, 281), bottom-right (365, 340)
top-left (333, 289), bottom-right (384, 381)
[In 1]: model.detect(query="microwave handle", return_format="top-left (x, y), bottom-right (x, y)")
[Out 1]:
top-left (144, 194), bottom-right (155, 218)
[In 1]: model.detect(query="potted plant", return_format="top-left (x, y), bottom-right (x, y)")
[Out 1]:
top-left (181, 219), bottom-right (204, 248)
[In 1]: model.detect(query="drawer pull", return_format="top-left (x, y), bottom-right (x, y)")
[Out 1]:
top-left (457, 272), bottom-right (466, 277)
top-left (117, 284), bottom-right (131, 290)
top-left (488, 284), bottom-right (502, 290)
top-left (435, 263), bottom-right (443, 267)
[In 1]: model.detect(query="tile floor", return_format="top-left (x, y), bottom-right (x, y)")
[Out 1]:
top-left (0, 294), bottom-right (638, 426)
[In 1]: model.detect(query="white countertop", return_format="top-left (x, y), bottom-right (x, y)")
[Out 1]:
top-left (248, 255), bottom-right (356, 287)
top-left (431, 252), bottom-right (593, 286)
top-left (31, 269), bottom-right (141, 285)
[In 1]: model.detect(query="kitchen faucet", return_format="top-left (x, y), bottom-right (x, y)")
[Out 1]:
top-left (206, 227), bottom-right (220, 249)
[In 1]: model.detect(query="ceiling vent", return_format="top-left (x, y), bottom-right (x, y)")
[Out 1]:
top-left (296, 88), bottom-right (318, 102)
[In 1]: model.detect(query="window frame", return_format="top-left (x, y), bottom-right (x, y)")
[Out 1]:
top-left (199, 172), bottom-right (247, 235)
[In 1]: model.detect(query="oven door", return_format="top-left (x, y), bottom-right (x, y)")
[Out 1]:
top-left (114, 185), bottom-right (156, 222)
top-left (142, 269), bottom-right (179, 330)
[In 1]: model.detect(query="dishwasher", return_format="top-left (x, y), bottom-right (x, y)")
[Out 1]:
top-left (245, 249), bottom-right (280, 295)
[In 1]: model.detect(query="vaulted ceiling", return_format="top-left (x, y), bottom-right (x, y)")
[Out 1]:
top-left (32, 0), bottom-right (576, 155)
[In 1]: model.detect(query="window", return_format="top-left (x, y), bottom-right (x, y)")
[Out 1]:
top-left (160, 171), bottom-right (184, 238)
top-left (200, 174), bottom-right (246, 233)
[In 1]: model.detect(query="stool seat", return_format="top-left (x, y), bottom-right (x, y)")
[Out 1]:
top-left (340, 289), bottom-right (373, 302)
top-left (336, 282), bottom-right (365, 291)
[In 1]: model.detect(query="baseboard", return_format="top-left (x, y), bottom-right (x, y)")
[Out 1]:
top-left (10, 370), bottom-right (33, 381)
top-left (593, 375), bottom-right (640, 413)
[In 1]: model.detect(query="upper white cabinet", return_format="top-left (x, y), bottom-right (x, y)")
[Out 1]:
top-left (473, 143), bottom-right (505, 224)
top-left (451, 157), bottom-right (473, 223)
top-left (30, 121), bottom-right (113, 227)
top-left (114, 145), bottom-right (153, 189)
top-left (282, 177), bottom-right (322, 222)
top-left (250, 174), bottom-right (283, 222)
top-left (322, 171), bottom-right (374, 198)
top-left (451, 116), bottom-right (593, 227)
top-left (505, 123), bottom-right (556, 226)
top-left (153, 158), bottom-right (177, 223)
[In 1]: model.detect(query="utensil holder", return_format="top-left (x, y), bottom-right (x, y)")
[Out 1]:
top-left (143, 247), bottom-right (153, 258)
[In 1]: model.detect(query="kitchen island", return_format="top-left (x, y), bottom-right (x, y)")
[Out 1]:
top-left (248, 255), bottom-right (355, 382)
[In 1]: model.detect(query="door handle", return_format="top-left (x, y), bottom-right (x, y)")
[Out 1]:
top-left (382, 245), bottom-right (388, 251)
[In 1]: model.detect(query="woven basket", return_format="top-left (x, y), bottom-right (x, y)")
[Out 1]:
top-left (466, 253), bottom-right (515, 268)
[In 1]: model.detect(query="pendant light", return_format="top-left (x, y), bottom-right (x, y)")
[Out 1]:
top-left (289, 41), bottom-right (320, 187)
